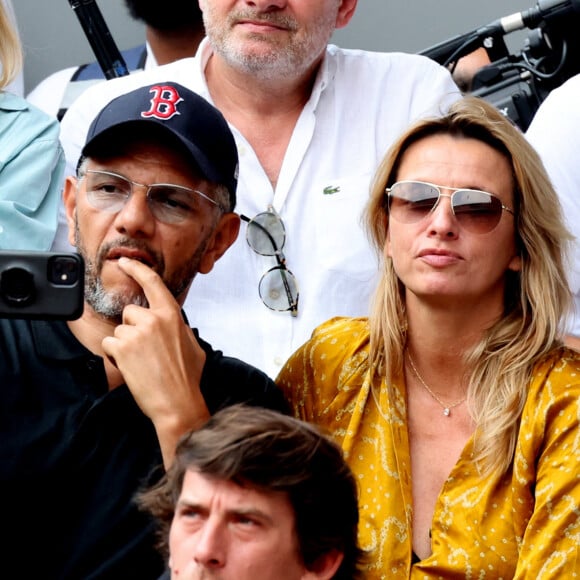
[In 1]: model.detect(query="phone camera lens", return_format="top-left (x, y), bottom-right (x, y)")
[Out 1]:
top-left (0, 267), bottom-right (35, 307)
top-left (49, 256), bottom-right (80, 286)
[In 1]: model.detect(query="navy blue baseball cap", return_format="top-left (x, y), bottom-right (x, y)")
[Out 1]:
top-left (81, 82), bottom-right (238, 210)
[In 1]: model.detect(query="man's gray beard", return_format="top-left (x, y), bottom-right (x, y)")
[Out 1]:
top-left (203, 7), bottom-right (336, 82)
top-left (75, 221), bottom-right (209, 324)
top-left (84, 276), bottom-right (149, 325)
top-left (215, 39), bottom-right (303, 81)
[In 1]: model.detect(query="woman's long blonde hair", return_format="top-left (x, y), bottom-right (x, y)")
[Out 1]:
top-left (0, 3), bottom-right (23, 91)
top-left (365, 96), bottom-right (572, 476)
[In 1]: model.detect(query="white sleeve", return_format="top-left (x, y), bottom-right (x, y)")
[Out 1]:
top-left (26, 67), bottom-right (78, 118)
top-left (526, 74), bottom-right (580, 333)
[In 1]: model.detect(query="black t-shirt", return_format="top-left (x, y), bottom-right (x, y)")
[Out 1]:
top-left (0, 318), bottom-right (288, 579)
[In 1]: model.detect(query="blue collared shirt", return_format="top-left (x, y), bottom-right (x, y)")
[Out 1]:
top-left (0, 91), bottom-right (64, 249)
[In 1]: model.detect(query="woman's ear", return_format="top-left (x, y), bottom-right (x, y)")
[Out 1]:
top-left (507, 253), bottom-right (522, 272)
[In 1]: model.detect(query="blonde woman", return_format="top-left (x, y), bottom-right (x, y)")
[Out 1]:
top-left (0, 2), bottom-right (64, 249)
top-left (278, 97), bottom-right (580, 578)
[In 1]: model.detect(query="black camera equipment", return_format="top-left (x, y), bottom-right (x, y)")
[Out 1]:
top-left (67, 0), bottom-right (129, 79)
top-left (420, 0), bottom-right (580, 130)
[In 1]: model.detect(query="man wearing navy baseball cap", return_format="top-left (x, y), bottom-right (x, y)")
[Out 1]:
top-left (79, 82), bottom-right (238, 209)
top-left (0, 82), bottom-right (288, 580)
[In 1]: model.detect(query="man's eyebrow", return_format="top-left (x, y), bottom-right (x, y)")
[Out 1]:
top-left (225, 507), bottom-right (275, 525)
top-left (175, 497), bottom-right (275, 525)
top-left (175, 498), bottom-right (206, 513)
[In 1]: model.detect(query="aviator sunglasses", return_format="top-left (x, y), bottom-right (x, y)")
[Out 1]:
top-left (241, 206), bottom-right (299, 317)
top-left (386, 180), bottom-right (515, 234)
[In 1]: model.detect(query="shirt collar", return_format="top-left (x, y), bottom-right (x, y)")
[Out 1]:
top-left (31, 319), bottom-right (91, 361)
top-left (143, 42), bottom-right (157, 70)
top-left (0, 91), bottom-right (28, 112)
top-left (310, 44), bottom-right (335, 108)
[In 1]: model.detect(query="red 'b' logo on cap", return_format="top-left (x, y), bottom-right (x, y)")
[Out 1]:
top-left (141, 85), bottom-right (183, 120)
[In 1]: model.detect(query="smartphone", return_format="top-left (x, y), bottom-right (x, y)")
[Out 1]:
top-left (0, 251), bottom-right (84, 320)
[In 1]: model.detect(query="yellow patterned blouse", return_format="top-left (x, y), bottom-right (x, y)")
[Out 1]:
top-left (277, 317), bottom-right (580, 579)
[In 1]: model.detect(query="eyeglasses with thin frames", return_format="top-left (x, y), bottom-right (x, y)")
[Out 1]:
top-left (80, 169), bottom-right (224, 224)
top-left (240, 206), bottom-right (299, 317)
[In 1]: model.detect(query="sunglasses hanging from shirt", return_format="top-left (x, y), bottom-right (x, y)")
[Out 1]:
top-left (241, 206), bottom-right (299, 317)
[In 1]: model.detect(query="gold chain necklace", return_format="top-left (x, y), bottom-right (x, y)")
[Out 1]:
top-left (407, 353), bottom-right (466, 417)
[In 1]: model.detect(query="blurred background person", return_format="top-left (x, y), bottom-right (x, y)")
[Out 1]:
top-left (450, 46), bottom-right (492, 92)
top-left (124, 0), bottom-right (204, 67)
top-left (1, 0), bottom-right (23, 96)
top-left (0, 0), bottom-right (64, 249)
top-left (26, 0), bottom-right (204, 120)
top-left (526, 72), bottom-right (580, 351)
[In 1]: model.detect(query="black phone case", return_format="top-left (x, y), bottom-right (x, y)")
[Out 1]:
top-left (0, 251), bottom-right (84, 320)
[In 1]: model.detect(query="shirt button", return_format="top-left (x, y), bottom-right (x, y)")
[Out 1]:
top-left (86, 359), bottom-right (98, 371)
top-left (274, 356), bottom-right (284, 366)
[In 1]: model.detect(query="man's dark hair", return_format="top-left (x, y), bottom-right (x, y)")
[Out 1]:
top-left (124, 0), bottom-right (203, 31)
top-left (138, 404), bottom-right (365, 579)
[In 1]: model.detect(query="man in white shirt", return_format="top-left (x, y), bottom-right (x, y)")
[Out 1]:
top-left (57, 0), bottom-right (461, 378)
